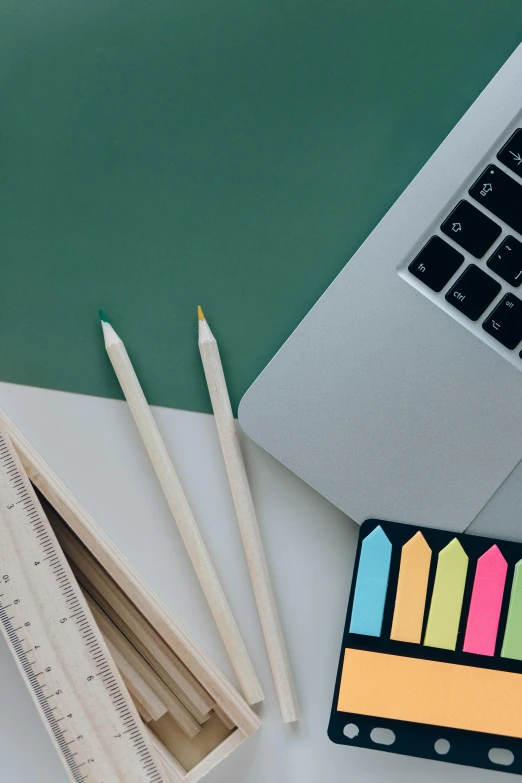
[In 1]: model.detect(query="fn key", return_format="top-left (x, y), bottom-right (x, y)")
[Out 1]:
top-left (408, 237), bottom-right (463, 292)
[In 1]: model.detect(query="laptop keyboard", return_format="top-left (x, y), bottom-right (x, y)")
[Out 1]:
top-left (408, 128), bottom-right (522, 357)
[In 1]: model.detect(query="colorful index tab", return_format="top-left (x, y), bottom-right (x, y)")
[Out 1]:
top-left (424, 538), bottom-right (468, 651)
top-left (391, 532), bottom-right (432, 643)
top-left (502, 560), bottom-right (522, 660)
top-left (463, 545), bottom-right (507, 656)
top-left (349, 526), bottom-right (392, 637)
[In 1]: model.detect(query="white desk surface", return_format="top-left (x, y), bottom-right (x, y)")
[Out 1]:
top-left (0, 382), bottom-right (502, 782)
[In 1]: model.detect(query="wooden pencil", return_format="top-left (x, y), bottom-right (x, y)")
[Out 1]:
top-left (99, 311), bottom-right (264, 706)
top-left (198, 307), bottom-right (299, 723)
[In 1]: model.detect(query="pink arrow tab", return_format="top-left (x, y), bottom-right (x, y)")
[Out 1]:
top-left (463, 545), bottom-right (507, 656)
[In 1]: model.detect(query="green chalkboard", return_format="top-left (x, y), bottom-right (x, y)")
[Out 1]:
top-left (1, 0), bottom-right (521, 414)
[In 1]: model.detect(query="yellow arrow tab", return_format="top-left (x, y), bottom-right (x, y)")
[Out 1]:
top-left (390, 532), bottom-right (432, 644)
top-left (424, 538), bottom-right (468, 651)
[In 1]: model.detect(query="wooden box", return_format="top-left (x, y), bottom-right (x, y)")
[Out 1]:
top-left (0, 410), bottom-right (261, 782)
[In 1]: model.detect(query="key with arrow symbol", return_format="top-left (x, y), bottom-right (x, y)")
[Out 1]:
top-left (441, 199), bottom-right (501, 257)
top-left (497, 130), bottom-right (522, 178)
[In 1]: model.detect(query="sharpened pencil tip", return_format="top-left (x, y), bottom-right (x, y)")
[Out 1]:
top-left (99, 309), bottom-right (110, 324)
top-left (197, 305), bottom-right (205, 321)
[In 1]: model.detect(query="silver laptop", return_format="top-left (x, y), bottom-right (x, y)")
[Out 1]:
top-left (239, 42), bottom-right (522, 541)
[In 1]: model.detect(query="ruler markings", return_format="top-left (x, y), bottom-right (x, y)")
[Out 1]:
top-left (0, 432), bottom-right (164, 783)
top-left (0, 604), bottom-right (86, 783)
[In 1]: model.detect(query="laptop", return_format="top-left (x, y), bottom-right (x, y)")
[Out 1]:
top-left (238, 42), bottom-right (522, 541)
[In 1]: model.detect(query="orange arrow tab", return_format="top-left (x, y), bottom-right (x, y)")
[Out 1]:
top-left (390, 532), bottom-right (431, 644)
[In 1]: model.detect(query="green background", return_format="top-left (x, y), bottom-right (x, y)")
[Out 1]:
top-left (2, 0), bottom-right (522, 414)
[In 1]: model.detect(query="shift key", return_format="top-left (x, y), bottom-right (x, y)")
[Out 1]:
top-left (469, 165), bottom-right (522, 235)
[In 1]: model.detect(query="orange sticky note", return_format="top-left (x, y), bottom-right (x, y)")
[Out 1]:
top-left (338, 648), bottom-right (522, 738)
top-left (390, 532), bottom-right (431, 643)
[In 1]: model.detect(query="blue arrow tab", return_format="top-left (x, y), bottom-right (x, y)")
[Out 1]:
top-left (349, 526), bottom-right (392, 636)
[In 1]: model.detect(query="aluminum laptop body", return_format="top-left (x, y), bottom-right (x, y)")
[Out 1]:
top-left (239, 43), bottom-right (522, 540)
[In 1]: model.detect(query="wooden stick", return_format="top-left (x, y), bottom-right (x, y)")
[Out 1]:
top-left (85, 593), bottom-right (200, 738)
top-left (99, 312), bottom-right (264, 706)
top-left (129, 692), bottom-right (154, 724)
top-left (81, 558), bottom-right (210, 722)
top-left (51, 512), bottom-right (213, 720)
top-left (69, 553), bottom-right (211, 724)
top-left (83, 565), bottom-right (211, 724)
top-left (130, 690), bottom-right (156, 725)
top-left (89, 598), bottom-right (199, 739)
top-left (0, 408), bottom-right (262, 737)
top-left (198, 307), bottom-right (300, 723)
top-left (106, 640), bottom-right (166, 723)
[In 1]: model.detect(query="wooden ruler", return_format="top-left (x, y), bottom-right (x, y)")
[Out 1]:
top-left (0, 427), bottom-right (165, 783)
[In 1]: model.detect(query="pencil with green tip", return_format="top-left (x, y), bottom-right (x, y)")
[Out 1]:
top-left (198, 306), bottom-right (300, 723)
top-left (99, 310), bottom-right (264, 706)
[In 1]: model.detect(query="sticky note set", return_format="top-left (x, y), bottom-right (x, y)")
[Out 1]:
top-left (328, 520), bottom-right (522, 775)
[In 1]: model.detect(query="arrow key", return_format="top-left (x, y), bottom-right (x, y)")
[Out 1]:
top-left (483, 294), bottom-right (522, 349)
top-left (441, 200), bottom-right (501, 258)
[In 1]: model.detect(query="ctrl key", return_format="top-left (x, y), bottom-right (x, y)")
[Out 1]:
top-left (446, 265), bottom-right (501, 321)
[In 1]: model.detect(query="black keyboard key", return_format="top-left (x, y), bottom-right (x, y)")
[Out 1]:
top-left (487, 236), bottom-right (522, 286)
top-left (483, 294), bottom-right (522, 349)
top-left (441, 200), bottom-right (501, 258)
top-left (469, 165), bottom-right (522, 235)
top-left (408, 237), bottom-right (464, 292)
top-left (497, 129), bottom-right (522, 179)
top-left (445, 265), bottom-right (501, 320)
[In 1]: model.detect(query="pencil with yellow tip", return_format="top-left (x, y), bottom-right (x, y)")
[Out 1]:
top-left (198, 306), bottom-right (300, 723)
top-left (99, 310), bottom-right (264, 706)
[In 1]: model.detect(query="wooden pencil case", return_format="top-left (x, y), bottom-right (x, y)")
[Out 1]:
top-left (0, 410), bottom-right (261, 782)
